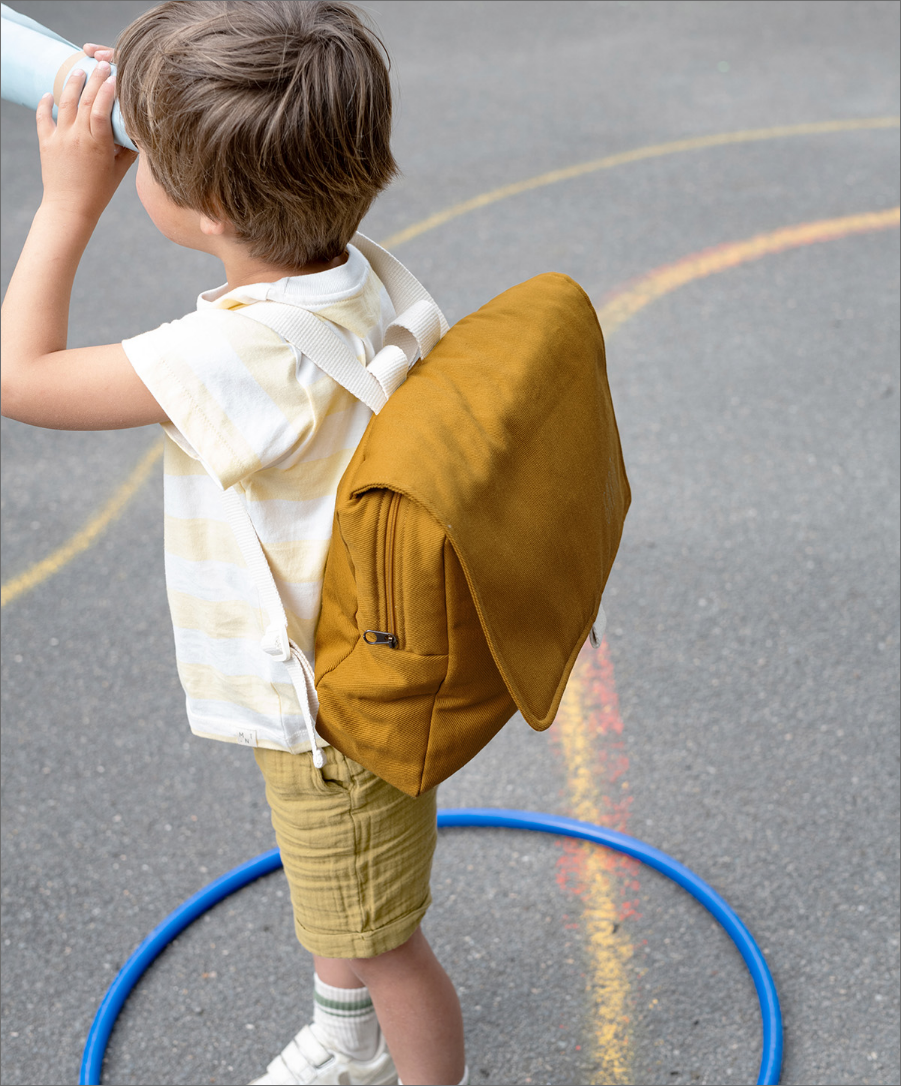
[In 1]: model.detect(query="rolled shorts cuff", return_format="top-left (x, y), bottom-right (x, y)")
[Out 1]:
top-left (293, 890), bottom-right (433, 959)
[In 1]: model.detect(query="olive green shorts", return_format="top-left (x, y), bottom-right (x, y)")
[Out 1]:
top-left (254, 745), bottom-right (437, 959)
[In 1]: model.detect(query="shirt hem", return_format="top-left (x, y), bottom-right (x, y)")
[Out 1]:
top-left (188, 723), bottom-right (330, 754)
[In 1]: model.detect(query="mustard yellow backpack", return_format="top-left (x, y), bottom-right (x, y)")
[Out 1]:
top-left (222, 235), bottom-right (630, 795)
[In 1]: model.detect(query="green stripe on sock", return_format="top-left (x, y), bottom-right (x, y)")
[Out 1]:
top-left (314, 992), bottom-right (374, 1015)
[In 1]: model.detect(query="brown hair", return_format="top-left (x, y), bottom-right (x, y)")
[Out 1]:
top-left (115, 1), bottom-right (399, 267)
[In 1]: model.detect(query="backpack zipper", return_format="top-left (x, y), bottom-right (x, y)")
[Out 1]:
top-left (363, 490), bottom-right (400, 648)
top-left (385, 490), bottom-right (400, 642)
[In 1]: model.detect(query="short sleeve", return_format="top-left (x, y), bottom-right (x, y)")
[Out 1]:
top-left (123, 308), bottom-right (315, 489)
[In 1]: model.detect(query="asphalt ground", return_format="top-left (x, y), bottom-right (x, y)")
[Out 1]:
top-left (1, 2), bottom-right (899, 1085)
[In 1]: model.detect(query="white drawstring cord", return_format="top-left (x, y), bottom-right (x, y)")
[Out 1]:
top-left (286, 645), bottom-right (325, 768)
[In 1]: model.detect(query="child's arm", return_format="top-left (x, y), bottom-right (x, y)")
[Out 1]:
top-left (1, 61), bottom-right (168, 431)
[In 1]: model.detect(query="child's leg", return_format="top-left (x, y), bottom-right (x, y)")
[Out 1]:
top-left (314, 926), bottom-right (465, 1086)
top-left (254, 745), bottom-right (464, 1084)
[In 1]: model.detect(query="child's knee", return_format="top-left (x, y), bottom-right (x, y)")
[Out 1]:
top-left (350, 925), bottom-right (426, 978)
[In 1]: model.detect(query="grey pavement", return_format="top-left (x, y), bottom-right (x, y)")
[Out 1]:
top-left (1, 2), bottom-right (899, 1085)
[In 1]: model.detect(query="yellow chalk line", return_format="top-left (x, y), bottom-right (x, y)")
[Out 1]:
top-left (557, 205), bottom-right (900, 1084)
top-left (381, 117), bottom-right (899, 248)
top-left (556, 650), bottom-right (633, 1083)
top-left (0, 438), bottom-right (164, 608)
top-left (2, 118), bottom-right (895, 610)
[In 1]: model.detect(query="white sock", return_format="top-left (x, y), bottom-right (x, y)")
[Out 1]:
top-left (311, 973), bottom-right (380, 1061)
top-left (398, 1067), bottom-right (468, 1086)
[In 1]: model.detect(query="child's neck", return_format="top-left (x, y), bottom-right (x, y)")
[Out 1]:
top-left (219, 246), bottom-right (349, 292)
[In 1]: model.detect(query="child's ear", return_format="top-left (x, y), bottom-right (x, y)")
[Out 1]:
top-left (199, 214), bottom-right (228, 237)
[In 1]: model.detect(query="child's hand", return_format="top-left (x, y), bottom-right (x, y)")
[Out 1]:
top-left (35, 60), bottom-right (137, 222)
top-left (82, 43), bottom-right (115, 63)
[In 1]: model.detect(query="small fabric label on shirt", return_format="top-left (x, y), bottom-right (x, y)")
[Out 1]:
top-left (235, 729), bottom-right (258, 747)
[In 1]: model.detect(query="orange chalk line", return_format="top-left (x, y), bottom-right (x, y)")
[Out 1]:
top-left (555, 204), bottom-right (900, 1084)
top-left (553, 643), bottom-right (635, 1083)
top-left (598, 207), bottom-right (901, 335)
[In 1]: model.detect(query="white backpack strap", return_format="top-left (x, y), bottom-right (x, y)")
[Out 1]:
top-left (220, 487), bottom-right (324, 767)
top-left (353, 232), bottom-right (449, 396)
top-left (243, 303), bottom-right (388, 413)
top-left (243, 233), bottom-right (449, 411)
top-left (351, 231), bottom-right (450, 340)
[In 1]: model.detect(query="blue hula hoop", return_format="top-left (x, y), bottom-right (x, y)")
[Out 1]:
top-left (80, 808), bottom-right (782, 1085)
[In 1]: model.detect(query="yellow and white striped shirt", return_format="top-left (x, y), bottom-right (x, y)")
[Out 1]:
top-left (123, 244), bottom-right (394, 751)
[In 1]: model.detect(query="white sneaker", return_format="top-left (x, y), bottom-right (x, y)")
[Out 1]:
top-left (249, 1023), bottom-right (397, 1085)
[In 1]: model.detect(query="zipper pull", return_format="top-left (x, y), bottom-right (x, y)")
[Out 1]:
top-left (363, 630), bottom-right (398, 648)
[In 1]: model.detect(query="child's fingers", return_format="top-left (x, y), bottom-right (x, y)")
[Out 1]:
top-left (82, 43), bottom-right (115, 61)
top-left (35, 92), bottom-right (56, 139)
top-left (55, 66), bottom-right (86, 126)
top-left (88, 74), bottom-right (118, 141)
top-left (76, 61), bottom-right (113, 118)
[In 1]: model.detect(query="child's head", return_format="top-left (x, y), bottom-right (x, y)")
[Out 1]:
top-left (115, 1), bottom-right (398, 268)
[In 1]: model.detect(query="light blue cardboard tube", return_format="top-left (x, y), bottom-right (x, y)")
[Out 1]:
top-left (1, 3), bottom-right (137, 150)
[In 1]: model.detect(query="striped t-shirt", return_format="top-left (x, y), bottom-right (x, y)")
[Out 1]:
top-left (123, 244), bottom-right (394, 752)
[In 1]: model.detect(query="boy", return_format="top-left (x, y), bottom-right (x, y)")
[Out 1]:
top-left (1, 3), bottom-right (467, 1084)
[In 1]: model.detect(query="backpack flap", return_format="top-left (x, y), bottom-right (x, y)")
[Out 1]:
top-left (342, 272), bottom-right (631, 730)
